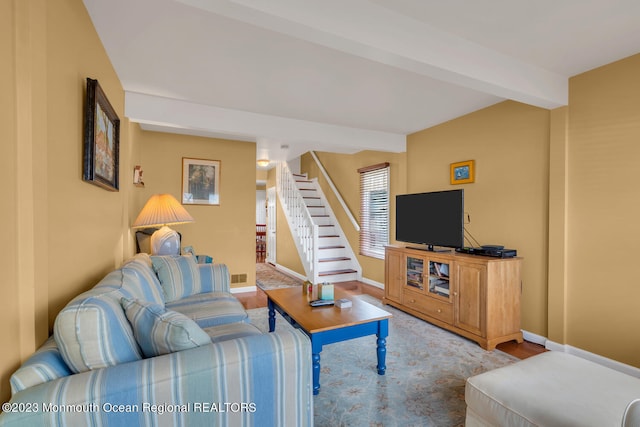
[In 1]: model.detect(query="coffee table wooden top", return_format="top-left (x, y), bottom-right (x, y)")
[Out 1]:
top-left (265, 287), bottom-right (392, 334)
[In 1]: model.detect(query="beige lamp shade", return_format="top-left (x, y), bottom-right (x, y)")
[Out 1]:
top-left (132, 194), bottom-right (195, 255)
top-left (132, 194), bottom-right (195, 228)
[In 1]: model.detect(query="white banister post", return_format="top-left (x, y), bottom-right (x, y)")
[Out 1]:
top-left (312, 224), bottom-right (319, 283)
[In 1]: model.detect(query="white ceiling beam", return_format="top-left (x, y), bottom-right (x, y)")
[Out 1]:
top-left (125, 92), bottom-right (406, 156)
top-left (176, 0), bottom-right (568, 108)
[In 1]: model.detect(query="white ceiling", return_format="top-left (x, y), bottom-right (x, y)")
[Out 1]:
top-left (82, 0), bottom-right (640, 163)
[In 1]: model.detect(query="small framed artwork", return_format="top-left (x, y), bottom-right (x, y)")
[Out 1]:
top-left (83, 78), bottom-right (120, 191)
top-left (182, 157), bottom-right (220, 205)
top-left (450, 160), bottom-right (475, 185)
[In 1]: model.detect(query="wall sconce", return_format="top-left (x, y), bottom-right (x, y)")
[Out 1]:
top-left (133, 165), bottom-right (144, 187)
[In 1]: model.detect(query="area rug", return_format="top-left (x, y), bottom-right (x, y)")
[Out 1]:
top-left (247, 294), bottom-right (518, 427)
top-left (255, 262), bottom-right (303, 290)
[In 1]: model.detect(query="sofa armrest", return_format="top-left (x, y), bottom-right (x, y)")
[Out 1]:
top-left (9, 337), bottom-right (72, 394)
top-left (0, 330), bottom-right (312, 427)
top-left (198, 263), bottom-right (231, 293)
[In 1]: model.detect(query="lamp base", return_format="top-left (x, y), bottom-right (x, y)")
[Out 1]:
top-left (150, 226), bottom-right (180, 255)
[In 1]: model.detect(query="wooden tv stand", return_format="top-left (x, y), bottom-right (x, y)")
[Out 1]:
top-left (383, 245), bottom-right (523, 350)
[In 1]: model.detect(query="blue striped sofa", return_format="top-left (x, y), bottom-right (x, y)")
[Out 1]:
top-left (0, 254), bottom-right (312, 427)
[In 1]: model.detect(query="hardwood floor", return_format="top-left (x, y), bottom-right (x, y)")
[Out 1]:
top-left (235, 276), bottom-right (546, 360)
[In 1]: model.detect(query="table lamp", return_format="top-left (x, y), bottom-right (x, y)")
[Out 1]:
top-left (132, 194), bottom-right (195, 255)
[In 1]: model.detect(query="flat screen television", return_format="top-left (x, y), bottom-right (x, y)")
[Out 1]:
top-left (396, 189), bottom-right (464, 251)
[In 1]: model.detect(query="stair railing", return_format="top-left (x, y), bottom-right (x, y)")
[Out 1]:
top-left (310, 151), bottom-right (360, 231)
top-left (276, 162), bottom-right (318, 281)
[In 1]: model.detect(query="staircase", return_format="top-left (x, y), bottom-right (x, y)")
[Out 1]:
top-left (277, 162), bottom-right (361, 284)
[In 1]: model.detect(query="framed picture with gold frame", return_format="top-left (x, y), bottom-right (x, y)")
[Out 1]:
top-left (450, 160), bottom-right (475, 185)
top-left (182, 157), bottom-right (220, 205)
top-left (83, 78), bottom-right (120, 191)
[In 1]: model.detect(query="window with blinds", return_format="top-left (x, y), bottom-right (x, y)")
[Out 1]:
top-left (358, 163), bottom-right (390, 259)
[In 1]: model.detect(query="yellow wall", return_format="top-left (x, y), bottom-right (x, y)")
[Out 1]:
top-left (564, 54), bottom-right (640, 366)
top-left (407, 101), bottom-right (551, 336)
top-left (547, 106), bottom-right (569, 345)
top-left (275, 199), bottom-right (307, 274)
top-left (256, 168), bottom-right (268, 183)
top-left (138, 131), bottom-right (257, 289)
top-left (1, 0), bottom-right (23, 403)
top-left (1, 0), bottom-right (135, 402)
top-left (46, 0), bottom-right (137, 326)
top-left (403, 56), bottom-right (640, 367)
top-left (300, 151), bottom-right (407, 284)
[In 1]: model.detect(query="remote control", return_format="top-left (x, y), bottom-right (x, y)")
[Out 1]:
top-left (309, 299), bottom-right (334, 307)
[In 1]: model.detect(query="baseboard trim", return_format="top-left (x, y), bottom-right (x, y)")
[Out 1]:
top-left (520, 330), bottom-right (640, 377)
top-left (230, 285), bottom-right (257, 293)
top-left (360, 277), bottom-right (384, 289)
top-left (274, 264), bottom-right (308, 282)
top-left (521, 330), bottom-right (547, 346)
top-left (546, 341), bottom-right (640, 378)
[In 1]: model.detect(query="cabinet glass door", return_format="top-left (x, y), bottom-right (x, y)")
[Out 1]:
top-left (405, 256), bottom-right (424, 290)
top-left (428, 261), bottom-right (450, 299)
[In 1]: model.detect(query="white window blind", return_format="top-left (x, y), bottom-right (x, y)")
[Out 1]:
top-left (358, 163), bottom-right (390, 259)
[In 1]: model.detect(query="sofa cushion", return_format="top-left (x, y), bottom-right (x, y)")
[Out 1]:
top-left (9, 337), bottom-right (72, 394)
top-left (151, 255), bottom-right (201, 302)
top-left (198, 263), bottom-right (231, 293)
top-left (121, 254), bottom-right (165, 305)
top-left (203, 322), bottom-right (263, 343)
top-left (166, 292), bottom-right (249, 328)
top-left (54, 270), bottom-right (142, 373)
top-left (121, 297), bottom-right (211, 357)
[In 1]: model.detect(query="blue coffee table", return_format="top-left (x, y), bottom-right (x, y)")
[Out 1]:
top-left (265, 287), bottom-right (392, 395)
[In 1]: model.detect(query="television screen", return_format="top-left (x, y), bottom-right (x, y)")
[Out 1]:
top-left (396, 189), bottom-right (464, 250)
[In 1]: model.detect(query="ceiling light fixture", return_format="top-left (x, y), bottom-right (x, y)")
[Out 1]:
top-left (257, 159), bottom-right (270, 167)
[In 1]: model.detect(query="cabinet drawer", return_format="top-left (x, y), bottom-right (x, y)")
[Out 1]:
top-left (403, 290), bottom-right (453, 323)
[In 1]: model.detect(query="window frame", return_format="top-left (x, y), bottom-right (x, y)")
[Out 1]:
top-left (358, 162), bottom-right (390, 259)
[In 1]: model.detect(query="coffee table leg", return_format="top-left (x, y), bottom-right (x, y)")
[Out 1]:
top-left (312, 352), bottom-right (321, 395)
top-left (267, 299), bottom-right (276, 332)
top-left (312, 339), bottom-right (322, 395)
top-left (376, 319), bottom-right (388, 375)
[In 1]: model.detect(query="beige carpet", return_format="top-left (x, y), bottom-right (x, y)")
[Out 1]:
top-left (255, 263), bottom-right (303, 290)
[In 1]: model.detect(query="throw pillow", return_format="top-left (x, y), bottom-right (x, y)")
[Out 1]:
top-left (150, 254), bottom-right (201, 302)
top-left (121, 297), bottom-right (210, 357)
top-left (54, 273), bottom-right (143, 374)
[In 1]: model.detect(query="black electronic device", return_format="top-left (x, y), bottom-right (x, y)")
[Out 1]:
top-left (396, 189), bottom-right (464, 251)
top-left (309, 299), bottom-right (334, 307)
top-left (456, 247), bottom-right (475, 254)
top-left (481, 245), bottom-right (504, 250)
top-left (456, 247), bottom-right (517, 258)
